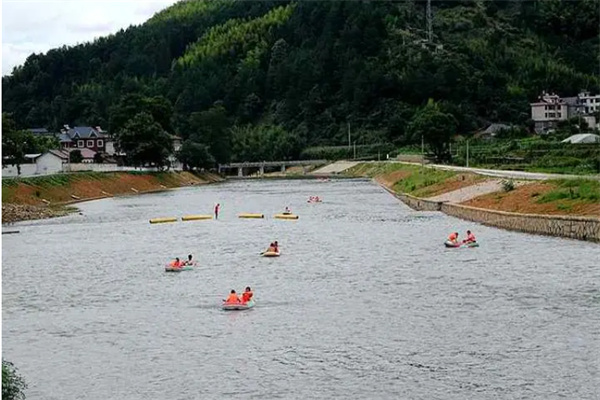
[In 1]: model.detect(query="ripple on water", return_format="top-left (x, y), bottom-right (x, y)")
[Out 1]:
top-left (2, 179), bottom-right (600, 400)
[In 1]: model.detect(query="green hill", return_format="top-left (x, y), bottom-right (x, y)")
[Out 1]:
top-left (2, 0), bottom-right (599, 164)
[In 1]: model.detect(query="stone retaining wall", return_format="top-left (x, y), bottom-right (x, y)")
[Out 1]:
top-left (441, 203), bottom-right (600, 243)
top-left (377, 180), bottom-right (600, 243)
top-left (379, 184), bottom-right (443, 211)
top-left (395, 193), bottom-right (444, 212)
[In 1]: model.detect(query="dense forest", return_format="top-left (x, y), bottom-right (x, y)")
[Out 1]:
top-left (2, 0), bottom-right (599, 166)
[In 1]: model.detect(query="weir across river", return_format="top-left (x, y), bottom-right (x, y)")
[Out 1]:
top-left (217, 159), bottom-right (327, 176)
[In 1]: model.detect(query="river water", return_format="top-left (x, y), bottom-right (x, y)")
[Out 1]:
top-left (3, 179), bottom-right (599, 399)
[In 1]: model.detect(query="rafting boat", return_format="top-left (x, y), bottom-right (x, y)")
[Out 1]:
top-left (262, 251), bottom-right (280, 257)
top-left (165, 265), bottom-right (194, 272)
top-left (444, 241), bottom-right (461, 248)
top-left (222, 299), bottom-right (255, 311)
top-left (444, 241), bottom-right (479, 248)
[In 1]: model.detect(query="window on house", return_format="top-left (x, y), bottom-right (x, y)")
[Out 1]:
top-left (557, 113), bottom-right (562, 118)
top-left (87, 140), bottom-right (94, 147)
top-left (78, 140), bottom-right (84, 147)
top-left (548, 113), bottom-right (556, 118)
top-left (97, 140), bottom-right (104, 147)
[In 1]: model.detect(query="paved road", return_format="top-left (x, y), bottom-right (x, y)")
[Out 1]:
top-left (383, 161), bottom-right (600, 181)
top-left (426, 179), bottom-right (532, 203)
top-left (312, 161), bottom-right (360, 175)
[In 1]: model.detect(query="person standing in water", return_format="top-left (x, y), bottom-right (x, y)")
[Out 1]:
top-left (214, 203), bottom-right (220, 219)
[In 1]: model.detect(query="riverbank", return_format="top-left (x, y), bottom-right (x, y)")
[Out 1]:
top-left (2, 171), bottom-right (223, 224)
top-left (346, 162), bottom-right (600, 242)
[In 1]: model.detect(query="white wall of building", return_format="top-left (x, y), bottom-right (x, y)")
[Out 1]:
top-left (35, 153), bottom-right (64, 175)
top-left (578, 92), bottom-right (600, 114)
top-left (2, 164), bottom-right (38, 177)
top-left (531, 102), bottom-right (568, 121)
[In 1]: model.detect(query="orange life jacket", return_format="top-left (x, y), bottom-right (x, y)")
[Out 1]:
top-left (448, 233), bottom-right (458, 241)
top-left (242, 292), bottom-right (253, 302)
top-left (170, 260), bottom-right (181, 267)
top-left (226, 293), bottom-right (240, 303)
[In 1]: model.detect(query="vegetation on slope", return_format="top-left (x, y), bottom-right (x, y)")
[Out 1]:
top-left (2, 0), bottom-right (599, 166)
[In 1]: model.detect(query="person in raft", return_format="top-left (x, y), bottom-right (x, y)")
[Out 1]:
top-left (241, 287), bottom-right (253, 303)
top-left (225, 290), bottom-right (240, 304)
top-left (265, 242), bottom-right (276, 253)
top-left (463, 230), bottom-right (476, 243)
top-left (183, 254), bottom-right (194, 266)
top-left (273, 241), bottom-right (279, 251)
top-left (448, 232), bottom-right (459, 244)
top-left (283, 206), bottom-right (291, 215)
top-left (214, 203), bottom-right (220, 219)
top-left (169, 257), bottom-right (182, 268)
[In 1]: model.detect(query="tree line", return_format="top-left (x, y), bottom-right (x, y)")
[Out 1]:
top-left (2, 0), bottom-right (599, 167)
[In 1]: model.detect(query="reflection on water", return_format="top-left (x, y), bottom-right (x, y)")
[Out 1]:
top-left (3, 179), bottom-right (600, 399)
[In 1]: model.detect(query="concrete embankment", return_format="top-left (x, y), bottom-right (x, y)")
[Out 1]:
top-left (379, 179), bottom-right (600, 243)
top-left (2, 171), bottom-right (223, 224)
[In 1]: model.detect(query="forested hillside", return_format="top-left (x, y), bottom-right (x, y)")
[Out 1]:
top-left (3, 0), bottom-right (599, 165)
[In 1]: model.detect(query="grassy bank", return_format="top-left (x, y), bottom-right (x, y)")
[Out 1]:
top-left (348, 162), bottom-right (600, 217)
top-left (346, 162), bottom-right (483, 198)
top-left (463, 178), bottom-right (600, 216)
top-left (2, 171), bottom-right (223, 223)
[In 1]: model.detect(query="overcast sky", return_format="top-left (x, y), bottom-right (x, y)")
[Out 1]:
top-left (2, 0), bottom-right (179, 76)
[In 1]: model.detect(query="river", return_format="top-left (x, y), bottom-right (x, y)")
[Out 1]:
top-left (3, 179), bottom-right (599, 399)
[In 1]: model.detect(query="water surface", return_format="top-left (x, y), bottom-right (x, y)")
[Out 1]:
top-left (3, 179), bottom-right (599, 399)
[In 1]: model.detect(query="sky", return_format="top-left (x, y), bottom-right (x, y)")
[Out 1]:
top-left (2, 0), bottom-right (180, 76)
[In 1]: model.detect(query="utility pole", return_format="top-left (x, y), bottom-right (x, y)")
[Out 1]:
top-left (426, 0), bottom-right (433, 43)
top-left (353, 141), bottom-right (356, 160)
top-left (421, 135), bottom-right (424, 167)
top-left (347, 122), bottom-right (351, 150)
top-left (466, 140), bottom-right (469, 168)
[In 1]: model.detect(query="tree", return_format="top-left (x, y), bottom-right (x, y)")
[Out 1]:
top-left (114, 112), bottom-right (173, 168)
top-left (93, 152), bottom-right (104, 164)
top-left (69, 149), bottom-right (83, 163)
top-left (108, 94), bottom-right (174, 134)
top-left (407, 99), bottom-right (458, 162)
top-left (2, 113), bottom-right (27, 175)
top-left (2, 360), bottom-right (27, 400)
top-left (188, 104), bottom-right (232, 164)
top-left (178, 140), bottom-right (215, 170)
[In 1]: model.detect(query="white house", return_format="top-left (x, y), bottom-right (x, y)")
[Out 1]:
top-left (577, 91), bottom-right (600, 114)
top-left (35, 150), bottom-right (67, 175)
top-left (531, 91), bottom-right (599, 134)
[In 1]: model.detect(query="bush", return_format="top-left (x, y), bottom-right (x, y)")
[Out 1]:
top-left (2, 360), bottom-right (27, 400)
top-left (501, 179), bottom-right (515, 192)
top-left (69, 150), bottom-right (83, 163)
top-left (300, 143), bottom-right (394, 160)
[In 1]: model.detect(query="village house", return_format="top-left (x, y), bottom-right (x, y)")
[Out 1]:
top-left (531, 91), bottom-right (599, 134)
top-left (28, 128), bottom-right (58, 137)
top-left (58, 125), bottom-right (116, 155)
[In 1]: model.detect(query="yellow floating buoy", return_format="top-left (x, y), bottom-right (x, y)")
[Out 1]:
top-left (149, 217), bottom-right (178, 224)
top-left (181, 215), bottom-right (212, 221)
top-left (274, 214), bottom-right (299, 220)
top-left (238, 213), bottom-right (265, 219)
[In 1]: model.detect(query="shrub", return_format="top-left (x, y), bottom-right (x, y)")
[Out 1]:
top-left (501, 179), bottom-right (515, 192)
top-left (2, 360), bottom-right (27, 400)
